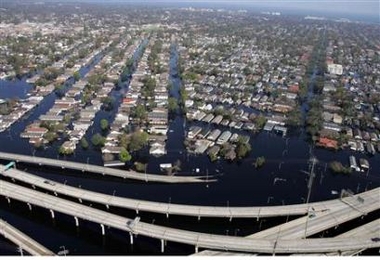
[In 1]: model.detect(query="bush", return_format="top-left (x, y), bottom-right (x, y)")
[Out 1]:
top-left (254, 156), bottom-right (266, 169)
top-left (80, 137), bottom-right (89, 149)
top-left (58, 145), bottom-right (74, 155)
top-left (119, 147), bottom-right (132, 162)
top-left (329, 161), bottom-right (351, 174)
top-left (134, 162), bottom-right (147, 172)
top-left (100, 119), bottom-right (109, 131)
top-left (91, 133), bottom-right (106, 147)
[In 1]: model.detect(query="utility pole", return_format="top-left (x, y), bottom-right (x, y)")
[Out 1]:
top-left (17, 246), bottom-right (23, 256)
top-left (306, 156), bottom-right (318, 204)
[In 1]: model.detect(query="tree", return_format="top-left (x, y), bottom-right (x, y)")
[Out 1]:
top-left (236, 142), bottom-right (251, 159)
top-left (286, 107), bottom-right (303, 127)
top-left (329, 161), bottom-right (351, 174)
top-left (119, 147), bottom-right (132, 162)
top-left (129, 131), bottom-right (149, 152)
top-left (134, 162), bottom-right (147, 172)
top-left (73, 71), bottom-right (81, 81)
top-left (254, 156), bottom-right (266, 169)
top-left (43, 131), bottom-right (58, 143)
top-left (80, 137), bottom-right (89, 149)
top-left (168, 97), bottom-right (178, 113)
top-left (179, 87), bottom-right (188, 106)
top-left (254, 115), bottom-right (267, 130)
top-left (100, 119), bottom-right (109, 131)
top-left (134, 104), bottom-right (147, 123)
top-left (59, 145), bottom-right (74, 155)
top-left (54, 84), bottom-right (65, 97)
top-left (91, 133), bottom-right (106, 147)
top-left (118, 133), bottom-right (130, 149)
top-left (101, 96), bottom-right (114, 111)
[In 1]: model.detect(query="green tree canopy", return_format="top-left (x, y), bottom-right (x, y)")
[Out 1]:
top-left (168, 97), bottom-right (179, 113)
top-left (73, 71), bottom-right (81, 81)
top-left (91, 133), bottom-right (106, 147)
top-left (119, 147), bottom-right (132, 162)
top-left (134, 104), bottom-right (147, 123)
top-left (236, 142), bottom-right (251, 159)
top-left (80, 137), bottom-right (89, 149)
top-left (129, 131), bottom-right (149, 152)
top-left (100, 118), bottom-right (109, 131)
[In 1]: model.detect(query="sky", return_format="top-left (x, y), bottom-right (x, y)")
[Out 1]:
top-left (17, 0), bottom-right (380, 18)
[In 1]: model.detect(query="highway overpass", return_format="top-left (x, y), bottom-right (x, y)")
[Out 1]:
top-left (0, 152), bottom-right (213, 183)
top-left (2, 167), bottom-right (379, 219)
top-left (0, 219), bottom-right (55, 256)
top-left (0, 180), bottom-right (379, 254)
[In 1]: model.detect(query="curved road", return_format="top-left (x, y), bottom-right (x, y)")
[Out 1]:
top-left (2, 167), bottom-right (379, 219)
top-left (0, 152), bottom-right (213, 183)
top-left (0, 180), bottom-right (379, 254)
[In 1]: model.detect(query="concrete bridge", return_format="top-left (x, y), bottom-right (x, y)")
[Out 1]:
top-left (0, 180), bottom-right (379, 254)
top-left (2, 167), bottom-right (379, 219)
top-left (0, 152), bottom-right (213, 183)
top-left (197, 219), bottom-right (380, 256)
top-left (0, 219), bottom-right (55, 256)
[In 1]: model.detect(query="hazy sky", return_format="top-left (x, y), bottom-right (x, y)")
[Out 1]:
top-left (27, 0), bottom-right (380, 17)
top-left (159, 1), bottom-right (379, 15)
top-left (240, 0), bottom-right (380, 16)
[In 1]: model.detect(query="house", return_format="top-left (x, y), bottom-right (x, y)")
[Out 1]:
top-left (148, 108), bottom-right (168, 125)
top-left (322, 122), bottom-right (342, 132)
top-left (188, 126), bottom-right (202, 139)
top-left (362, 131), bottom-right (370, 141)
top-left (221, 119), bottom-right (230, 126)
top-left (122, 97), bottom-right (137, 107)
top-left (101, 146), bottom-right (124, 154)
top-left (274, 125), bottom-right (287, 137)
top-left (149, 125), bottom-right (168, 135)
top-left (194, 111), bottom-right (206, 121)
top-left (114, 113), bottom-right (129, 127)
top-left (208, 145), bottom-right (220, 157)
top-left (264, 122), bottom-right (276, 131)
top-left (194, 139), bottom-right (213, 154)
top-left (229, 133), bottom-right (239, 143)
top-left (202, 114), bottom-right (214, 123)
top-left (216, 131), bottom-right (232, 145)
top-left (149, 141), bottom-right (167, 156)
top-left (211, 115), bottom-right (223, 125)
top-left (229, 121), bottom-right (236, 128)
top-left (25, 127), bottom-right (48, 135)
top-left (349, 155), bottom-right (360, 171)
top-left (288, 84), bottom-right (299, 93)
top-left (327, 64), bottom-right (343, 75)
top-left (323, 82), bottom-right (336, 92)
top-left (359, 158), bottom-right (369, 169)
top-left (61, 141), bottom-right (76, 151)
top-left (207, 129), bottom-right (221, 141)
top-left (198, 128), bottom-right (211, 139)
top-left (332, 113), bottom-right (343, 124)
top-left (285, 92), bottom-right (297, 100)
top-left (234, 122), bottom-right (244, 129)
top-left (225, 148), bottom-right (237, 161)
top-left (346, 128), bottom-right (353, 138)
top-left (366, 142), bottom-right (376, 155)
top-left (316, 137), bottom-right (338, 150)
top-left (185, 100), bottom-right (194, 108)
top-left (353, 129), bottom-right (362, 139)
top-left (39, 115), bottom-right (64, 122)
top-left (273, 104), bottom-right (293, 113)
top-left (370, 132), bottom-right (378, 142)
top-left (323, 112), bottom-right (334, 122)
